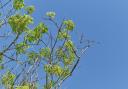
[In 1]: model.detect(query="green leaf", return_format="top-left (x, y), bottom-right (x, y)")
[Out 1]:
top-left (40, 47), bottom-right (50, 58)
top-left (34, 23), bottom-right (48, 33)
top-left (25, 5), bottom-right (35, 14)
top-left (8, 14), bottom-right (33, 34)
top-left (25, 23), bottom-right (48, 43)
top-left (64, 40), bottom-right (74, 50)
top-left (46, 11), bottom-right (56, 19)
top-left (16, 86), bottom-right (29, 89)
top-left (16, 42), bottom-right (29, 54)
top-left (57, 31), bottom-right (70, 40)
top-left (1, 71), bottom-right (16, 88)
top-left (13, 0), bottom-right (24, 10)
top-left (28, 51), bottom-right (39, 64)
top-left (63, 20), bottom-right (75, 30)
top-left (44, 64), bottom-right (69, 77)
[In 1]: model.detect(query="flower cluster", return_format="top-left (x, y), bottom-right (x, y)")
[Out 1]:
top-left (16, 42), bottom-right (30, 54)
top-left (13, 0), bottom-right (24, 10)
top-left (46, 11), bottom-right (56, 19)
top-left (63, 20), bottom-right (75, 30)
top-left (58, 31), bottom-right (70, 40)
top-left (44, 64), bottom-right (70, 77)
top-left (25, 22), bottom-right (48, 43)
top-left (8, 14), bottom-right (33, 33)
top-left (40, 47), bottom-right (51, 58)
top-left (56, 41), bottom-right (76, 65)
top-left (25, 6), bottom-right (35, 14)
top-left (1, 71), bottom-right (16, 88)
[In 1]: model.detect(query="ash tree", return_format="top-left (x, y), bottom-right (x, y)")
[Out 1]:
top-left (0, 0), bottom-right (91, 89)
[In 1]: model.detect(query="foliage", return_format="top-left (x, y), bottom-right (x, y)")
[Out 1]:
top-left (46, 11), bottom-right (56, 19)
top-left (13, 0), bottom-right (24, 10)
top-left (63, 20), bottom-right (75, 30)
top-left (16, 86), bottom-right (29, 89)
top-left (8, 14), bottom-right (33, 34)
top-left (25, 5), bottom-right (35, 14)
top-left (0, 0), bottom-right (90, 89)
top-left (1, 71), bottom-right (16, 89)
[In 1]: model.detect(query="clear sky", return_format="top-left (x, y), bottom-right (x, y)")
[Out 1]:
top-left (26, 0), bottom-right (128, 89)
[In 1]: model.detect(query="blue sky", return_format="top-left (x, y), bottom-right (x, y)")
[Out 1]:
top-left (26, 0), bottom-right (128, 89)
